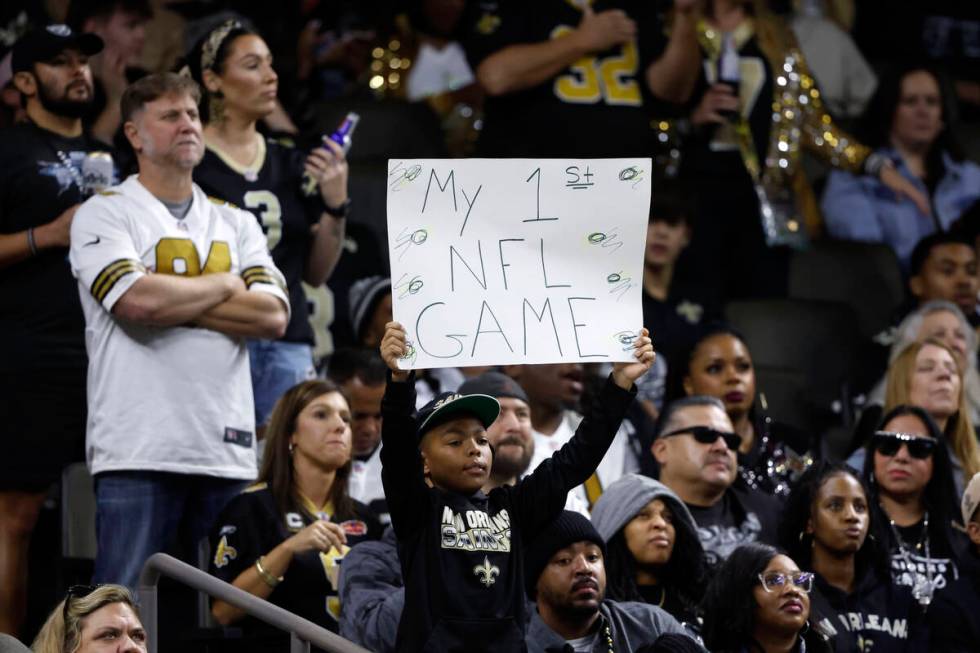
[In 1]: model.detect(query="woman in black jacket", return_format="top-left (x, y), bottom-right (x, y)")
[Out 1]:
top-left (780, 462), bottom-right (924, 652)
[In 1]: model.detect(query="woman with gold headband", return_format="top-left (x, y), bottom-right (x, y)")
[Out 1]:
top-left (187, 20), bottom-right (351, 431)
top-left (644, 0), bottom-right (929, 304)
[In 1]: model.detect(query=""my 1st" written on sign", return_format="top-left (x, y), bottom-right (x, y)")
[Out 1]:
top-left (386, 158), bottom-right (651, 369)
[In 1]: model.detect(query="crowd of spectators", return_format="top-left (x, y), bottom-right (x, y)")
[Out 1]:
top-left (4, 0), bottom-right (980, 652)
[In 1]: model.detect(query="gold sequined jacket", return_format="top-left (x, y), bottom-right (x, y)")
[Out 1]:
top-left (656, 12), bottom-right (871, 243)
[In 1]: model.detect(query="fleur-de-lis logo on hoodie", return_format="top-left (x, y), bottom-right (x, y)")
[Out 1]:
top-left (473, 556), bottom-right (500, 587)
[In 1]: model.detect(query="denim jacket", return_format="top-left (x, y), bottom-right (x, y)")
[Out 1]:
top-left (821, 148), bottom-right (980, 269)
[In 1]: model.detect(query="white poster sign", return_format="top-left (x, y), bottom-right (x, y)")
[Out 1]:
top-left (386, 158), bottom-right (651, 369)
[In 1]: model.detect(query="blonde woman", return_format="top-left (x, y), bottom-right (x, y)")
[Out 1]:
top-left (867, 300), bottom-right (980, 425)
top-left (851, 338), bottom-right (980, 498)
top-left (32, 584), bottom-right (146, 653)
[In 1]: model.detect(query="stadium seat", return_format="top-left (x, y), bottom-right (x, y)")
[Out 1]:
top-left (725, 298), bottom-right (863, 460)
top-left (61, 462), bottom-right (97, 561)
top-left (787, 239), bottom-right (905, 341)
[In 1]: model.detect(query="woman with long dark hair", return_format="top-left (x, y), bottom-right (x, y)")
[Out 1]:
top-left (862, 404), bottom-right (963, 609)
top-left (823, 62), bottom-right (980, 268)
top-left (591, 474), bottom-right (707, 629)
top-left (187, 20), bottom-right (350, 429)
top-left (779, 462), bottom-right (924, 652)
top-left (208, 379), bottom-right (381, 645)
top-left (700, 542), bottom-right (832, 652)
top-left (668, 324), bottom-right (813, 498)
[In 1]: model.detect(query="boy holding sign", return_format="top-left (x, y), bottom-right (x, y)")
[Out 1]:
top-left (378, 321), bottom-right (653, 652)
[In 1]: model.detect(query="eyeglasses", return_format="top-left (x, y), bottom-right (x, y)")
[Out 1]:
top-left (62, 584), bottom-right (97, 623)
top-left (757, 571), bottom-right (813, 593)
top-left (659, 425), bottom-right (742, 451)
top-left (872, 432), bottom-right (937, 459)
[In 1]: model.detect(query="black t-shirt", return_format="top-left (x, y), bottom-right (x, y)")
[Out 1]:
top-left (810, 567), bottom-right (926, 653)
top-left (194, 137), bottom-right (327, 345)
top-left (646, 22), bottom-right (774, 180)
top-left (209, 484), bottom-right (381, 643)
top-left (888, 518), bottom-right (960, 601)
top-left (459, 0), bottom-right (657, 157)
top-left (380, 372), bottom-right (635, 653)
top-left (685, 486), bottom-right (780, 569)
top-left (0, 122), bottom-right (116, 371)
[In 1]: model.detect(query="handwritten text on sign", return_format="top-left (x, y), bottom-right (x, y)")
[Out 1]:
top-left (386, 158), bottom-right (651, 369)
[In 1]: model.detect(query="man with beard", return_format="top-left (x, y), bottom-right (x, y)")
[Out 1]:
top-left (0, 24), bottom-right (109, 636)
top-left (68, 72), bottom-right (288, 588)
top-left (459, 372), bottom-right (535, 490)
top-left (524, 510), bottom-right (693, 653)
top-left (505, 363), bottom-right (640, 511)
top-left (651, 396), bottom-right (780, 569)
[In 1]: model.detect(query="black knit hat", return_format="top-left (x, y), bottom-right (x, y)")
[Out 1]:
top-left (524, 510), bottom-right (606, 598)
top-left (348, 275), bottom-right (390, 343)
top-left (458, 372), bottom-right (529, 404)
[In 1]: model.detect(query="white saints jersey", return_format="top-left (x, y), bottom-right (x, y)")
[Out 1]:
top-left (69, 176), bottom-right (289, 478)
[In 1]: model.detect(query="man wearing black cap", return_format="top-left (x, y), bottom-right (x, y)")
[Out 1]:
top-left (459, 371), bottom-right (536, 491)
top-left (525, 511), bottom-right (694, 653)
top-left (379, 321), bottom-right (653, 652)
top-left (0, 23), bottom-right (110, 635)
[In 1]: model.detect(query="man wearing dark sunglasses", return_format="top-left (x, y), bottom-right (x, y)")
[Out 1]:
top-left (652, 396), bottom-right (780, 569)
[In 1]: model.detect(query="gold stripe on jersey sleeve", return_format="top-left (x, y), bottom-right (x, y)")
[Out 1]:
top-left (241, 266), bottom-right (282, 290)
top-left (91, 259), bottom-right (144, 302)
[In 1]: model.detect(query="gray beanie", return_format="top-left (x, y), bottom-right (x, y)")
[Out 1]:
top-left (590, 474), bottom-right (698, 542)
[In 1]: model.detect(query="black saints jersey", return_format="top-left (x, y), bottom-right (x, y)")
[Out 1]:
top-left (210, 483), bottom-right (382, 643)
top-left (460, 0), bottom-right (658, 158)
top-left (0, 121), bottom-right (116, 371)
top-left (194, 136), bottom-right (327, 345)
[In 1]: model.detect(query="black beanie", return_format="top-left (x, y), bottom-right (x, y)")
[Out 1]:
top-left (524, 510), bottom-right (606, 598)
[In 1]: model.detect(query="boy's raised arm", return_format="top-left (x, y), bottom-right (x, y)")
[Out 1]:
top-left (514, 329), bottom-right (655, 532)
top-left (379, 321), bottom-right (429, 538)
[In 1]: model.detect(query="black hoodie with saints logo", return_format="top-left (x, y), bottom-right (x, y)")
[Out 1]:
top-left (380, 372), bottom-right (634, 653)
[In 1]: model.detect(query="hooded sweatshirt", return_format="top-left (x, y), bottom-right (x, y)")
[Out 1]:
top-left (809, 566), bottom-right (926, 653)
top-left (591, 474), bottom-right (705, 628)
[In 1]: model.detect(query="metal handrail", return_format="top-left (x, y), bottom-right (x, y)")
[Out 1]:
top-left (138, 553), bottom-right (372, 653)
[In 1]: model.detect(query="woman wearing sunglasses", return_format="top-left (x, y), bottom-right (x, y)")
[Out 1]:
top-left (668, 325), bottom-right (814, 498)
top-left (700, 542), bottom-right (832, 653)
top-left (862, 404), bottom-right (963, 609)
top-left (779, 462), bottom-right (925, 652)
top-left (32, 584), bottom-right (146, 653)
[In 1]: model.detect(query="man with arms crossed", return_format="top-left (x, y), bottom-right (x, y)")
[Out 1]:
top-left (69, 72), bottom-right (289, 587)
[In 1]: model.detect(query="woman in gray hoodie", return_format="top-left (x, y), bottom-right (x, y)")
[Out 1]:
top-left (591, 474), bottom-right (708, 630)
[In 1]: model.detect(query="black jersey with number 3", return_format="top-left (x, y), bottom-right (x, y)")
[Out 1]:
top-left (194, 137), bottom-right (325, 345)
